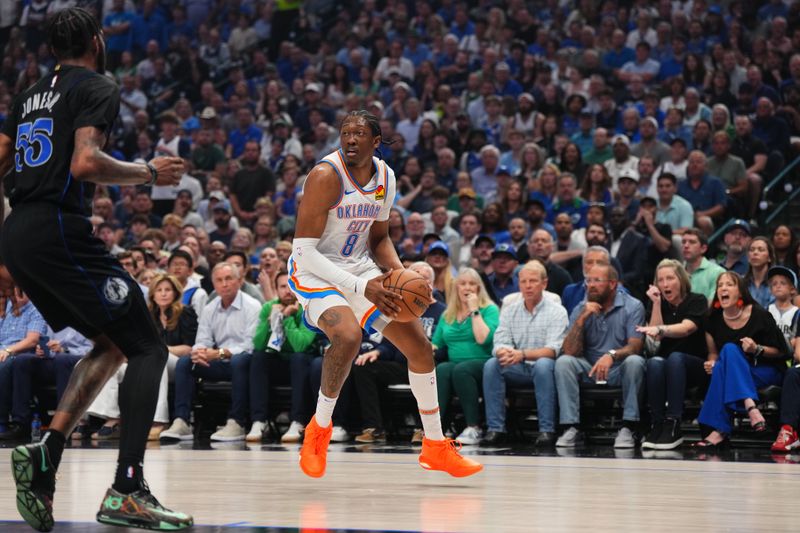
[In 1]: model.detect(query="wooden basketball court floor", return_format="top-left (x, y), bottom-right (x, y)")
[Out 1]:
top-left (0, 442), bottom-right (797, 532)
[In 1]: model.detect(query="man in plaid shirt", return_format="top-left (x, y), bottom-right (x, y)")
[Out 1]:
top-left (482, 260), bottom-right (568, 447)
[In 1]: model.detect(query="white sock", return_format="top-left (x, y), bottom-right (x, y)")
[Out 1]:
top-left (408, 370), bottom-right (445, 440)
top-left (315, 391), bottom-right (337, 428)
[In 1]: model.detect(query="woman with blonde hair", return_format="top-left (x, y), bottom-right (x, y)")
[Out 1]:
top-left (431, 268), bottom-right (500, 444)
top-left (636, 260), bottom-right (710, 450)
top-left (529, 163), bottom-right (560, 208)
top-left (231, 227), bottom-right (255, 258)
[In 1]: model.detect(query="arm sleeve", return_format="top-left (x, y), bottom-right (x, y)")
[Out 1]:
top-left (252, 302), bottom-right (272, 351)
top-left (292, 237), bottom-right (368, 296)
top-left (283, 309), bottom-right (317, 353)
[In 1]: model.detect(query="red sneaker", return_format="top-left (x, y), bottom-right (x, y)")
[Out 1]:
top-left (770, 424), bottom-right (800, 453)
top-left (299, 416), bottom-right (333, 478)
top-left (419, 438), bottom-right (483, 477)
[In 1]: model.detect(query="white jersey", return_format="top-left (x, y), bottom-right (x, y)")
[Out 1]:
top-left (312, 149), bottom-right (396, 272)
top-left (768, 303), bottom-right (799, 350)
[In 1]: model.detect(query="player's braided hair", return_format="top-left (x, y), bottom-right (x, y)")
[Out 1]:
top-left (341, 110), bottom-right (399, 159)
top-left (46, 7), bottom-right (102, 61)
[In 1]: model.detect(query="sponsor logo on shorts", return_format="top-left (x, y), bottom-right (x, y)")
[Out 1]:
top-left (103, 277), bottom-right (130, 305)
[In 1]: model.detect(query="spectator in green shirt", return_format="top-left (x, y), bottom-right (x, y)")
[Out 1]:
top-left (432, 267), bottom-right (500, 445)
top-left (191, 128), bottom-right (227, 181)
top-left (248, 271), bottom-right (318, 443)
top-left (682, 228), bottom-right (725, 302)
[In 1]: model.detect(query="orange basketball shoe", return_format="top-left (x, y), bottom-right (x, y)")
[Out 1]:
top-left (419, 438), bottom-right (483, 477)
top-left (299, 416), bottom-right (333, 478)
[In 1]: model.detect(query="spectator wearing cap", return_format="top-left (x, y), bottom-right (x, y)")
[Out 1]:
top-left (511, 93), bottom-right (545, 139)
top-left (487, 244), bottom-right (520, 302)
top-left (293, 82), bottom-right (335, 133)
top-left (657, 137), bottom-right (689, 181)
top-left (718, 219), bottom-right (752, 276)
top-left (604, 134), bottom-right (640, 189)
top-left (655, 173), bottom-right (694, 235)
top-left (482, 260), bottom-right (567, 447)
top-left (229, 141), bottom-right (276, 227)
top-left (425, 241), bottom-right (455, 302)
top-left (525, 197), bottom-right (556, 239)
top-left (226, 108), bottom-right (263, 160)
top-left (612, 169), bottom-right (641, 222)
top-left (172, 189), bottom-right (204, 229)
top-left (767, 266), bottom-right (798, 349)
top-left (618, 42), bottom-right (660, 85)
top-left (771, 288), bottom-right (800, 453)
top-left (745, 237), bottom-right (777, 309)
top-left (167, 249), bottom-right (209, 318)
top-left (631, 117), bottom-right (670, 168)
top-left (209, 199), bottom-right (236, 248)
top-left (583, 128), bottom-right (613, 165)
top-left (471, 235), bottom-right (497, 281)
top-left (494, 61), bottom-right (522, 98)
top-left (677, 151), bottom-right (726, 236)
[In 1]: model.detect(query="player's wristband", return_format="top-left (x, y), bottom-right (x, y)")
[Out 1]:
top-left (145, 162), bottom-right (158, 186)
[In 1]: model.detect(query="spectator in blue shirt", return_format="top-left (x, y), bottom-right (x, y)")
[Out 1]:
top-left (226, 108), bottom-right (263, 159)
top-left (103, 0), bottom-right (135, 70)
top-left (0, 290), bottom-right (48, 439)
top-left (677, 151), bottom-right (726, 237)
top-left (404, 31), bottom-right (432, 67)
top-left (603, 29), bottom-right (635, 77)
top-left (546, 173), bottom-right (588, 229)
top-left (494, 62), bottom-right (522, 98)
top-left (135, 0), bottom-right (168, 52)
top-left (449, 7), bottom-right (475, 39)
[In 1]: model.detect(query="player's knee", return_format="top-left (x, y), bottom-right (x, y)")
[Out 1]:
top-left (329, 327), bottom-right (362, 356)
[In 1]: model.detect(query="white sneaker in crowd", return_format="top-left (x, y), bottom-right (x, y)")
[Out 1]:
top-left (210, 419), bottom-right (246, 442)
top-left (281, 421), bottom-right (305, 443)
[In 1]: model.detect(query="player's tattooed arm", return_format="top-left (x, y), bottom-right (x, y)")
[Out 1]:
top-left (71, 126), bottom-right (184, 186)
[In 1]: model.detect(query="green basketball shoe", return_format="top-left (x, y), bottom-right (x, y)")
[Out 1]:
top-left (11, 442), bottom-right (57, 532)
top-left (96, 482), bottom-right (193, 531)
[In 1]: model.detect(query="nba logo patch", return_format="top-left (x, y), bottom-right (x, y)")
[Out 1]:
top-left (103, 277), bottom-right (130, 306)
top-left (374, 185), bottom-right (385, 200)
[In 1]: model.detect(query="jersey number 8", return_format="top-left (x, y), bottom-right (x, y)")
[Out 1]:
top-left (341, 233), bottom-right (359, 256)
top-left (15, 118), bottom-right (54, 172)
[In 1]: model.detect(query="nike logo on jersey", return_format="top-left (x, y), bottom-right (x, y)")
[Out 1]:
top-left (344, 190), bottom-right (356, 195)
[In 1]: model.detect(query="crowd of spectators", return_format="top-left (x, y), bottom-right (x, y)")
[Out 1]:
top-left (1, 1), bottom-right (800, 452)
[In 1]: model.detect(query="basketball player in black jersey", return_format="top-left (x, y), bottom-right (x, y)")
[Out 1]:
top-left (0, 8), bottom-right (191, 531)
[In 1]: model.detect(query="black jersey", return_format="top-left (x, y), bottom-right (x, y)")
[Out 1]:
top-left (0, 64), bottom-right (120, 216)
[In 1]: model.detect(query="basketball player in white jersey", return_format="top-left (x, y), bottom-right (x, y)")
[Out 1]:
top-left (289, 111), bottom-right (482, 478)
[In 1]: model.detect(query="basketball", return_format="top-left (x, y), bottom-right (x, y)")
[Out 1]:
top-left (382, 269), bottom-right (432, 322)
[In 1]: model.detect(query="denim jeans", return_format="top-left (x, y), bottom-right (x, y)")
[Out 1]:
top-left (646, 352), bottom-right (708, 422)
top-left (483, 357), bottom-right (556, 433)
top-left (173, 352), bottom-right (253, 426)
top-left (698, 343), bottom-right (783, 434)
top-left (554, 354), bottom-right (646, 425)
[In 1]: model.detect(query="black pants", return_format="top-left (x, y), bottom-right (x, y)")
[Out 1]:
top-left (250, 351), bottom-right (313, 424)
top-left (351, 361), bottom-right (408, 430)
